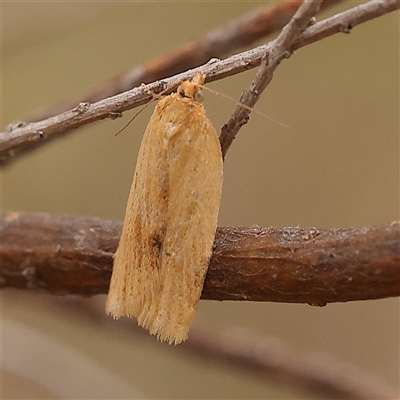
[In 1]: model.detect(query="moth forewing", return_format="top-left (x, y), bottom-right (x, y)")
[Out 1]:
top-left (106, 72), bottom-right (223, 345)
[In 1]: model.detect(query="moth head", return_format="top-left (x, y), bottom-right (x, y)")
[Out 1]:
top-left (177, 71), bottom-right (206, 103)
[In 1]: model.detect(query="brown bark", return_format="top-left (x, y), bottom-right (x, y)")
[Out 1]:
top-left (1, 211), bottom-right (399, 304)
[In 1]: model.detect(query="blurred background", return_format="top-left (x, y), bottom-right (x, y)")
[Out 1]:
top-left (2, 1), bottom-right (399, 399)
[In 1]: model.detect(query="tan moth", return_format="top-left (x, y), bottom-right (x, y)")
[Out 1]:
top-left (106, 71), bottom-right (223, 345)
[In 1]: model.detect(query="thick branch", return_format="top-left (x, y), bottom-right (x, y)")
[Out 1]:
top-left (1, 211), bottom-right (399, 304)
top-left (1, 0), bottom-right (398, 167)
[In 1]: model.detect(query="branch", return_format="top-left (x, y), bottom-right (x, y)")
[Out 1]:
top-left (220, 0), bottom-right (323, 157)
top-left (1, 0), bottom-right (398, 167)
top-left (46, 296), bottom-right (398, 400)
top-left (27, 0), bottom-right (343, 123)
top-left (186, 328), bottom-right (397, 400)
top-left (1, 211), bottom-right (399, 304)
top-left (220, 0), bottom-right (400, 155)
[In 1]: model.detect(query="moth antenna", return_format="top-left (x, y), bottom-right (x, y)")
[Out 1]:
top-left (201, 85), bottom-right (289, 129)
top-left (114, 81), bottom-right (182, 137)
top-left (114, 102), bottom-right (152, 137)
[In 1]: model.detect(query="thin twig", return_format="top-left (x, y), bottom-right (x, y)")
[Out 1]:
top-left (28, 0), bottom-right (343, 123)
top-left (220, 0), bottom-right (323, 157)
top-left (1, 211), bottom-right (399, 303)
top-left (40, 296), bottom-right (398, 400)
top-left (1, 0), bottom-right (398, 167)
top-left (188, 327), bottom-right (398, 400)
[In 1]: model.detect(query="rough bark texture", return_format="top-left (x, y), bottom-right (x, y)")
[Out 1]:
top-left (1, 211), bottom-right (399, 305)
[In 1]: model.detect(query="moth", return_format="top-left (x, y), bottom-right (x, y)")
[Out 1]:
top-left (106, 71), bottom-right (223, 345)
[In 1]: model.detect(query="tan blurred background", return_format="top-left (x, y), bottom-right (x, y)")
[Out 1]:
top-left (2, 1), bottom-right (399, 399)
